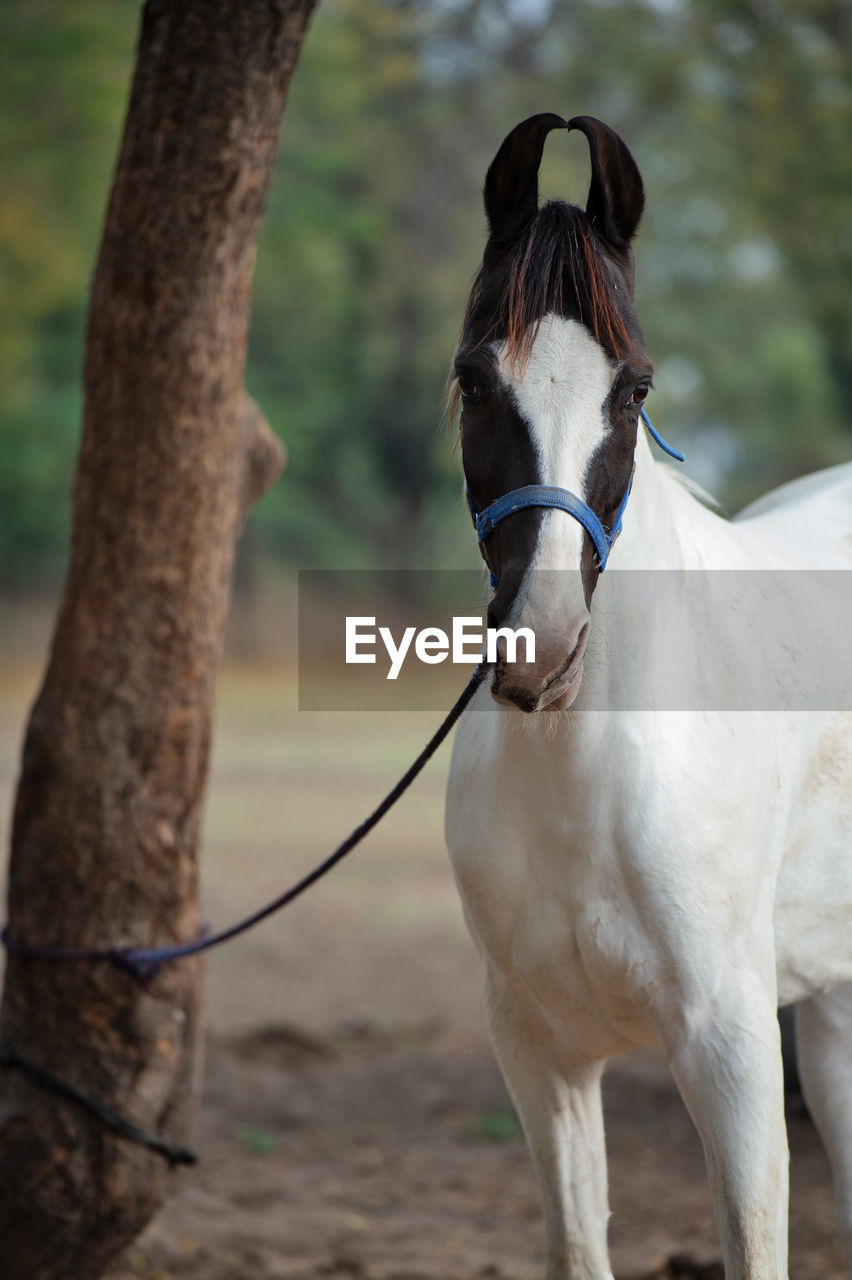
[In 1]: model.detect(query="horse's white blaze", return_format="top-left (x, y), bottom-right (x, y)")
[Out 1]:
top-left (497, 314), bottom-right (614, 573)
top-left (494, 316), bottom-right (614, 690)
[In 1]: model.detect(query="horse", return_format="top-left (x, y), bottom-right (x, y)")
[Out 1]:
top-left (444, 113), bottom-right (852, 1279)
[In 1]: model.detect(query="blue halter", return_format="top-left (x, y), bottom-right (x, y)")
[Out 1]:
top-left (467, 409), bottom-right (684, 581)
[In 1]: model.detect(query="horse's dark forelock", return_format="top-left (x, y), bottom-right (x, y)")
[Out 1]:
top-left (461, 200), bottom-right (634, 372)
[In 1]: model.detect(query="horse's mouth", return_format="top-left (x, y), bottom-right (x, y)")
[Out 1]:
top-left (491, 653), bottom-right (585, 714)
top-left (542, 659), bottom-right (584, 710)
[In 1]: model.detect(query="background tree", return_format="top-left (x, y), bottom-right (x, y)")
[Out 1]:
top-left (0, 2), bottom-right (315, 1277)
top-left (1, 0), bottom-right (850, 588)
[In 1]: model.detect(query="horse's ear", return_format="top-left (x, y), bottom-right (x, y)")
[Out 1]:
top-left (567, 116), bottom-right (644, 254)
top-left (484, 113), bottom-right (568, 247)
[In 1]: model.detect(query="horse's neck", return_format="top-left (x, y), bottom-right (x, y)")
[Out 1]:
top-left (575, 433), bottom-right (741, 721)
top-left (610, 429), bottom-right (729, 572)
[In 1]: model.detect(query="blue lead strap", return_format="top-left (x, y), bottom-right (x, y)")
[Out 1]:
top-left (641, 407), bottom-right (685, 462)
top-left (467, 410), bottom-right (683, 580)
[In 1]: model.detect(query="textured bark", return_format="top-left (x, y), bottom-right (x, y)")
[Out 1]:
top-left (0, 2), bottom-right (314, 1276)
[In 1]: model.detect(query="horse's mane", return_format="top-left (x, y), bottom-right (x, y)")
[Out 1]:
top-left (667, 466), bottom-right (728, 517)
top-left (467, 201), bottom-right (632, 370)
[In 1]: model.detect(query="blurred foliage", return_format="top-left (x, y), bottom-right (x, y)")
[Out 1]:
top-left (1, 0), bottom-right (850, 586)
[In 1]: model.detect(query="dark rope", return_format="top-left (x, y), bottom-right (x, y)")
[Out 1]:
top-left (2, 662), bottom-right (488, 985)
top-left (0, 664), bottom-right (487, 1166)
top-left (0, 1043), bottom-right (198, 1166)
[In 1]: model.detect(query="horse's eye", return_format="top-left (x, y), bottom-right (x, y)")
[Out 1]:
top-left (628, 383), bottom-right (649, 406)
top-left (457, 372), bottom-right (480, 403)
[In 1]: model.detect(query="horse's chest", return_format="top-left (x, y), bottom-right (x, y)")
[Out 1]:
top-left (449, 773), bottom-right (659, 1050)
top-left (510, 889), bottom-right (660, 1050)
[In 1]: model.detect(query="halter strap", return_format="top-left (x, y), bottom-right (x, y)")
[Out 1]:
top-left (470, 485), bottom-right (612, 566)
top-left (641, 407), bottom-right (685, 462)
top-left (466, 410), bottom-right (682, 579)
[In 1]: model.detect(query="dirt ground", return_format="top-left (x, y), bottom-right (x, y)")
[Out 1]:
top-left (0, 632), bottom-right (846, 1280)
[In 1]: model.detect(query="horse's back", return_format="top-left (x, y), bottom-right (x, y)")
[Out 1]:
top-left (734, 461), bottom-right (852, 568)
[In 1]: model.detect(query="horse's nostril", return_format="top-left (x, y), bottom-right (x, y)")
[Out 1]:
top-left (493, 682), bottom-right (539, 713)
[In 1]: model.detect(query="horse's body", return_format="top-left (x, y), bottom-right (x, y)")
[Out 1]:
top-left (444, 115), bottom-right (852, 1279)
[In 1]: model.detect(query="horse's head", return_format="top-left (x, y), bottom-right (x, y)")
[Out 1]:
top-left (454, 115), bottom-right (653, 712)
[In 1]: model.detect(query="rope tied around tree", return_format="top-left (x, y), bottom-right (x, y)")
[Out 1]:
top-left (0, 662), bottom-right (488, 1163)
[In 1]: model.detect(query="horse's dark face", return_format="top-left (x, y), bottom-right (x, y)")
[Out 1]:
top-left (454, 115), bottom-right (653, 712)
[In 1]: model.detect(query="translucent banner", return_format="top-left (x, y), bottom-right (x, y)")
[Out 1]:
top-left (298, 569), bottom-right (852, 712)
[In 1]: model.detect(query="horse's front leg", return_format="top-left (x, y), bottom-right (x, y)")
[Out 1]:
top-left (658, 974), bottom-right (788, 1279)
top-left (485, 970), bottom-right (613, 1280)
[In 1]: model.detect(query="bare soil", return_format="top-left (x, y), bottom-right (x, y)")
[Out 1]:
top-left (0, 649), bottom-right (845, 1280)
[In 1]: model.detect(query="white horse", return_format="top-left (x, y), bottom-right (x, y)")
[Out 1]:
top-left (445, 113), bottom-right (852, 1279)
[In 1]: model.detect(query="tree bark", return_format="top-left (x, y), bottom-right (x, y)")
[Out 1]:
top-left (0, 2), bottom-right (315, 1276)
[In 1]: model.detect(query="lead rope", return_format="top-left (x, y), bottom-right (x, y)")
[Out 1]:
top-left (0, 660), bottom-right (490, 1161)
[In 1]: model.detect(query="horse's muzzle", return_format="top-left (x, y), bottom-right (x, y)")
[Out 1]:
top-left (491, 621), bottom-right (589, 712)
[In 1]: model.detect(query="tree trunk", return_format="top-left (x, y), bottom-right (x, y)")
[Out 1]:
top-left (0, 2), bottom-right (315, 1276)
